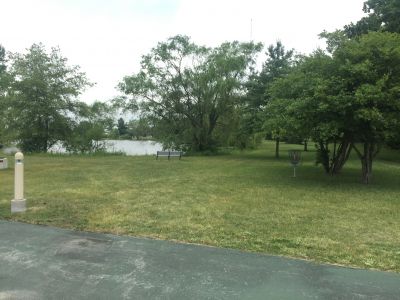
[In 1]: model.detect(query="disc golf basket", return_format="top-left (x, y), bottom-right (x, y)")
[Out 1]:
top-left (288, 150), bottom-right (301, 177)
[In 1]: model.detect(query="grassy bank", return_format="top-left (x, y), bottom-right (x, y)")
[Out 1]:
top-left (1, 142), bottom-right (399, 272)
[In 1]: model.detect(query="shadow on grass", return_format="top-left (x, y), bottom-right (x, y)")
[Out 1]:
top-left (223, 151), bottom-right (400, 193)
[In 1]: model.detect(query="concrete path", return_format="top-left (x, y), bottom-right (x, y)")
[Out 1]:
top-left (0, 221), bottom-right (399, 299)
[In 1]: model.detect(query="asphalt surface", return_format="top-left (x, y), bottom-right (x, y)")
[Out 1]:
top-left (0, 220), bottom-right (399, 299)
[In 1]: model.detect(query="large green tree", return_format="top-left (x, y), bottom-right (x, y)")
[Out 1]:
top-left (0, 45), bottom-right (6, 79)
top-left (7, 43), bottom-right (91, 152)
top-left (0, 45), bottom-right (6, 145)
top-left (344, 0), bottom-right (400, 37)
top-left (320, 0), bottom-right (400, 55)
top-left (270, 50), bottom-right (354, 174)
top-left (334, 32), bottom-right (400, 183)
top-left (118, 35), bottom-right (262, 151)
top-left (0, 44), bottom-right (12, 146)
top-left (270, 32), bottom-right (400, 183)
top-left (242, 41), bottom-right (295, 156)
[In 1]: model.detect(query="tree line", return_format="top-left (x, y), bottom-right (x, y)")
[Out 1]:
top-left (117, 0), bottom-right (400, 183)
top-left (0, 44), bottom-right (152, 153)
top-left (1, 0), bottom-right (399, 183)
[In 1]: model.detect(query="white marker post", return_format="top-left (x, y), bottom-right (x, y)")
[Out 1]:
top-left (11, 152), bottom-right (26, 213)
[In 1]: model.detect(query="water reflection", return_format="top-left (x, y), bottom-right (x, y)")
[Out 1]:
top-left (3, 140), bottom-right (163, 156)
top-left (104, 140), bottom-right (162, 155)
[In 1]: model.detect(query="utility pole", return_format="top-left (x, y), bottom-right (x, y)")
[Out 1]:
top-left (250, 18), bottom-right (253, 40)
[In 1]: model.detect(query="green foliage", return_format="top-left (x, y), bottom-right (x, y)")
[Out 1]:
top-left (119, 35), bottom-right (262, 151)
top-left (333, 32), bottom-right (400, 143)
top-left (319, 30), bottom-right (349, 53)
top-left (6, 43), bottom-right (92, 152)
top-left (271, 50), bottom-right (340, 144)
top-left (344, 15), bottom-right (381, 38)
top-left (334, 32), bottom-right (400, 182)
top-left (306, 33), bottom-right (398, 142)
top-left (320, 0), bottom-right (400, 60)
top-left (263, 41), bottom-right (295, 85)
top-left (269, 32), bottom-right (400, 182)
top-left (127, 118), bottom-right (153, 140)
top-left (386, 131), bottom-right (400, 150)
top-left (117, 117), bottom-right (128, 136)
top-left (0, 45), bottom-right (15, 146)
top-left (321, 0), bottom-right (400, 45)
top-left (344, 0), bottom-right (400, 37)
top-left (0, 44), bottom-right (8, 145)
top-left (63, 101), bottom-right (115, 153)
top-left (241, 42), bottom-right (295, 150)
top-left (64, 121), bottom-right (106, 153)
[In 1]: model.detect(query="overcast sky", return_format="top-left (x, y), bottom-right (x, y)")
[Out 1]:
top-left (1, 0), bottom-right (366, 103)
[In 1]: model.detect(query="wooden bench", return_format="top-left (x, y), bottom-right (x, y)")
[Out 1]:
top-left (156, 151), bottom-right (182, 160)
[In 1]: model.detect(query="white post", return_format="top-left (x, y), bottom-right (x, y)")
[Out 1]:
top-left (11, 152), bottom-right (26, 213)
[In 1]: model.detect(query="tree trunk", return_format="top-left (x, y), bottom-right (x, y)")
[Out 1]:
top-left (275, 137), bottom-right (280, 158)
top-left (361, 155), bottom-right (372, 184)
top-left (361, 143), bottom-right (376, 184)
top-left (192, 134), bottom-right (201, 151)
top-left (353, 142), bottom-right (379, 184)
top-left (303, 139), bottom-right (308, 152)
top-left (330, 140), bottom-right (352, 175)
top-left (194, 131), bottom-right (210, 152)
top-left (44, 118), bottom-right (50, 152)
top-left (316, 139), bottom-right (352, 175)
top-left (316, 141), bottom-right (330, 173)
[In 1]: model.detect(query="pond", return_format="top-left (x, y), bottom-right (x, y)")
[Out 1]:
top-left (0, 140), bottom-right (163, 156)
top-left (103, 140), bottom-right (163, 156)
top-left (48, 140), bottom-right (163, 156)
top-left (3, 140), bottom-right (164, 156)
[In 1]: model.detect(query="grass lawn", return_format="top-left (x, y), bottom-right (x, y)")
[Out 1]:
top-left (1, 141), bottom-right (399, 272)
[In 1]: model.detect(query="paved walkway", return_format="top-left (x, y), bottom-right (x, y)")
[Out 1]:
top-left (0, 221), bottom-right (399, 299)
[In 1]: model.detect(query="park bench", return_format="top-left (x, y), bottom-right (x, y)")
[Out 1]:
top-left (156, 151), bottom-right (182, 160)
top-left (0, 157), bottom-right (7, 169)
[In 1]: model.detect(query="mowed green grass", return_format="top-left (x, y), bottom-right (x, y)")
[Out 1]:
top-left (1, 142), bottom-right (399, 272)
